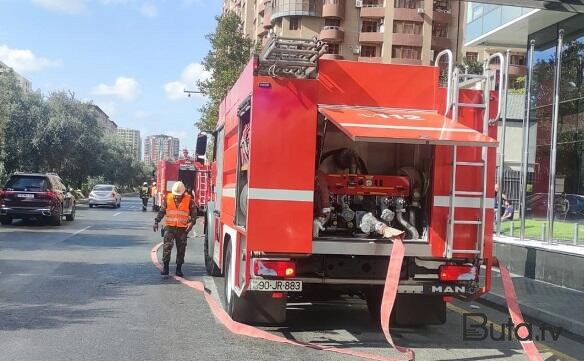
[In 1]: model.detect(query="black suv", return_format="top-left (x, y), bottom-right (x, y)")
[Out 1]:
top-left (0, 173), bottom-right (76, 225)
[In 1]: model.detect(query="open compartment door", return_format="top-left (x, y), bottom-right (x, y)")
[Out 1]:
top-left (318, 106), bottom-right (498, 147)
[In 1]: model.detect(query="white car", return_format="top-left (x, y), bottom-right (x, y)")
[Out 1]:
top-left (89, 184), bottom-right (121, 208)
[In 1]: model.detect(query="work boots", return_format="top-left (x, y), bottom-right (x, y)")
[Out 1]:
top-left (176, 263), bottom-right (184, 277)
top-left (161, 261), bottom-right (169, 275)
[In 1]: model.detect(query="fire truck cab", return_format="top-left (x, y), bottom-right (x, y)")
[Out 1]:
top-left (200, 37), bottom-right (502, 325)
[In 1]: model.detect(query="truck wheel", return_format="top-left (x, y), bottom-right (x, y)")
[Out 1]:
top-left (204, 228), bottom-right (221, 276)
top-left (223, 245), bottom-right (286, 324)
top-left (365, 286), bottom-right (383, 322)
top-left (0, 216), bottom-right (12, 225)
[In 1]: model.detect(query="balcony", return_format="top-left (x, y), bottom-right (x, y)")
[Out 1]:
top-left (263, 0), bottom-right (272, 29)
top-left (320, 26), bottom-right (345, 42)
top-left (360, 4), bottom-right (384, 18)
top-left (392, 33), bottom-right (423, 47)
top-left (323, 0), bottom-right (344, 18)
top-left (322, 53), bottom-right (344, 60)
top-left (432, 9), bottom-right (452, 24)
top-left (391, 58), bottom-right (422, 65)
top-left (359, 31), bottom-right (384, 43)
top-left (431, 36), bottom-right (452, 49)
top-left (271, 0), bottom-right (322, 20)
top-left (489, 64), bottom-right (527, 77)
top-left (358, 56), bottom-right (382, 63)
top-left (393, 8), bottom-right (423, 22)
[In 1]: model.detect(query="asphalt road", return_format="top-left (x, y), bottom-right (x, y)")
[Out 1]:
top-left (0, 197), bottom-right (582, 361)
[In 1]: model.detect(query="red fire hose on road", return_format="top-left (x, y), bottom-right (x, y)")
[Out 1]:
top-left (151, 239), bottom-right (542, 361)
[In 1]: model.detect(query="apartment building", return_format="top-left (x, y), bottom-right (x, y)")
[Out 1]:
top-left (223, 0), bottom-right (465, 65)
top-left (0, 60), bottom-right (32, 93)
top-left (88, 104), bottom-right (118, 134)
top-left (143, 135), bottom-right (180, 166)
top-left (116, 128), bottom-right (142, 161)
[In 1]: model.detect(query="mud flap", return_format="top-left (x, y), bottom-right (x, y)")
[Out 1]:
top-left (231, 291), bottom-right (287, 325)
top-left (392, 294), bottom-right (446, 326)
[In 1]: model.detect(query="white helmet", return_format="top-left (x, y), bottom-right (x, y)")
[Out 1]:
top-left (143, 182), bottom-right (148, 186)
top-left (171, 181), bottom-right (186, 196)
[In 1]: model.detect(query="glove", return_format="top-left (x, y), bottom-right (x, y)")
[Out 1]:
top-left (153, 222), bottom-right (159, 232)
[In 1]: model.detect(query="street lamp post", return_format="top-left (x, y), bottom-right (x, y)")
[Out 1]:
top-left (183, 89), bottom-right (202, 97)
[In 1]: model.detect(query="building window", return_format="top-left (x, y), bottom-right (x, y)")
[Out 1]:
top-left (325, 18), bottom-right (341, 28)
top-left (432, 22), bottom-right (448, 37)
top-left (392, 45), bottom-right (421, 60)
top-left (465, 52), bottom-right (478, 62)
top-left (510, 54), bottom-right (526, 66)
top-left (363, 0), bottom-right (381, 6)
top-left (362, 20), bottom-right (380, 32)
top-left (327, 43), bottom-right (340, 54)
top-left (393, 20), bottom-right (422, 35)
top-left (360, 45), bottom-right (377, 57)
top-left (433, 0), bottom-right (449, 12)
top-left (394, 0), bottom-right (422, 9)
top-left (289, 16), bottom-right (300, 30)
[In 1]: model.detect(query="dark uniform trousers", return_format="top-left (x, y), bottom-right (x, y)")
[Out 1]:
top-left (162, 226), bottom-right (188, 264)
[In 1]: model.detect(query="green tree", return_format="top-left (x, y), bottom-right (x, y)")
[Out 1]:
top-left (456, 57), bottom-right (483, 75)
top-left (196, 12), bottom-right (253, 131)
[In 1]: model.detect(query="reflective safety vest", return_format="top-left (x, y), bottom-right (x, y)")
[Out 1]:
top-left (165, 193), bottom-right (191, 228)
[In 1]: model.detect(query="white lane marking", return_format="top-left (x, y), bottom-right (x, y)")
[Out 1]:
top-left (113, 212), bottom-right (121, 217)
top-left (73, 226), bottom-right (91, 236)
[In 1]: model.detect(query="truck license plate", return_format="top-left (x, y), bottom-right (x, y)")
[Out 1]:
top-left (249, 279), bottom-right (302, 292)
top-left (17, 193), bottom-right (34, 198)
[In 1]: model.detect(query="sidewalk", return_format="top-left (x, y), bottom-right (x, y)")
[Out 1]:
top-left (479, 270), bottom-right (584, 338)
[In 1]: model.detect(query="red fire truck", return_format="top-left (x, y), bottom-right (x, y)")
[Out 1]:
top-left (199, 36), bottom-right (504, 324)
top-left (152, 149), bottom-right (210, 215)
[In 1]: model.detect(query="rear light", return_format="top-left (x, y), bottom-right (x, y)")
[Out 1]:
top-left (112, 192), bottom-right (115, 197)
top-left (439, 264), bottom-right (477, 282)
top-left (36, 191), bottom-right (56, 199)
top-left (253, 259), bottom-right (296, 278)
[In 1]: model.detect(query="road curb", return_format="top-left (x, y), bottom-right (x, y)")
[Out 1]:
top-left (477, 292), bottom-right (584, 339)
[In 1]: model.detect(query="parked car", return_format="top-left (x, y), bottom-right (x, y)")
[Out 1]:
top-left (89, 184), bottom-right (121, 208)
top-left (525, 192), bottom-right (584, 220)
top-left (0, 172), bottom-right (76, 225)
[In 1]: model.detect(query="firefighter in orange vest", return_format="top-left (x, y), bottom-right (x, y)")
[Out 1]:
top-left (153, 181), bottom-right (196, 276)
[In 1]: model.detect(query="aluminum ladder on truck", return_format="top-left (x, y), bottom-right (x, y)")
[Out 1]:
top-left (256, 34), bottom-right (328, 79)
top-left (435, 51), bottom-right (506, 259)
top-left (197, 170), bottom-right (209, 206)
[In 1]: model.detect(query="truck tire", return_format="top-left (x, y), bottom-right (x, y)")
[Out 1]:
top-left (204, 225), bottom-right (221, 276)
top-left (223, 245), bottom-right (286, 324)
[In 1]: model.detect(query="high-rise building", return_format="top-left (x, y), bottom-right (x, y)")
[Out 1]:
top-left (0, 60), bottom-right (32, 93)
top-left (224, 0), bottom-right (465, 65)
top-left (116, 128), bottom-right (142, 161)
top-left (88, 104), bottom-right (118, 134)
top-left (143, 135), bottom-right (180, 165)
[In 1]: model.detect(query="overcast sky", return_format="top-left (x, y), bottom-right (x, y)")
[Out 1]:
top-left (0, 0), bottom-right (221, 151)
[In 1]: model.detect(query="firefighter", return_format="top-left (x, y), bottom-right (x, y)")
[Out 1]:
top-left (139, 182), bottom-right (150, 212)
top-left (153, 181), bottom-right (196, 277)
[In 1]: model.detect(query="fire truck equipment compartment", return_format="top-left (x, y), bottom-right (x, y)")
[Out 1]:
top-left (318, 106), bottom-right (498, 147)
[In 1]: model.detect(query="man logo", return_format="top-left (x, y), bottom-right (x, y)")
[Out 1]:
top-left (431, 285), bottom-right (466, 293)
top-left (358, 113), bottom-right (423, 120)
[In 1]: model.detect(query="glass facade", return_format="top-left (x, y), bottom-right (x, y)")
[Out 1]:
top-left (271, 0), bottom-right (323, 19)
top-left (465, 3), bottom-right (533, 44)
top-left (505, 14), bottom-right (584, 244)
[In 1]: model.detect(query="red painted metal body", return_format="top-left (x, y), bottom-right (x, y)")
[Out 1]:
top-left (208, 58), bottom-right (498, 300)
top-left (153, 157), bottom-right (210, 211)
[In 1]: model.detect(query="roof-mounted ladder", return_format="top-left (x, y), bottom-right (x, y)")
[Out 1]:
top-left (257, 35), bottom-right (328, 79)
top-left (435, 51), bottom-right (507, 259)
